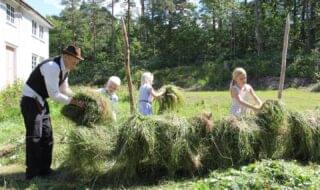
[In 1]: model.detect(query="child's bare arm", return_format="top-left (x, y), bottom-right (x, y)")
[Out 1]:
top-left (151, 88), bottom-right (165, 98)
top-left (249, 87), bottom-right (263, 107)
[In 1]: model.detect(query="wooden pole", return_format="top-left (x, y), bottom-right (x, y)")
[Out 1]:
top-left (121, 18), bottom-right (136, 114)
top-left (278, 14), bottom-right (291, 100)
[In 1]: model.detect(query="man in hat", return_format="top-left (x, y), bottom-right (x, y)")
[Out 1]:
top-left (20, 45), bottom-right (85, 180)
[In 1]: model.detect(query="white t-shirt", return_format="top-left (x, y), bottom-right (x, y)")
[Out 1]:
top-left (230, 84), bottom-right (253, 117)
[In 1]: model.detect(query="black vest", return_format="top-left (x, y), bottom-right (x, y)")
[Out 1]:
top-left (26, 56), bottom-right (68, 100)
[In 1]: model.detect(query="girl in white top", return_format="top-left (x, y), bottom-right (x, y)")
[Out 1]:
top-left (230, 67), bottom-right (262, 117)
top-left (139, 72), bottom-right (164, 116)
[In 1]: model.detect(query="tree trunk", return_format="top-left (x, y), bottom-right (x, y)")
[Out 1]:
top-left (92, 0), bottom-right (96, 62)
top-left (127, 0), bottom-right (131, 41)
top-left (255, 0), bottom-right (262, 56)
top-left (140, 0), bottom-right (144, 17)
top-left (308, 0), bottom-right (316, 50)
top-left (293, 0), bottom-right (297, 25)
top-left (231, 11), bottom-right (236, 57)
top-left (278, 14), bottom-right (291, 100)
top-left (72, 0), bottom-right (77, 44)
top-left (111, 0), bottom-right (115, 56)
top-left (121, 18), bottom-right (136, 114)
top-left (300, 0), bottom-right (307, 50)
top-left (212, 8), bottom-right (215, 31)
top-left (140, 0), bottom-right (145, 41)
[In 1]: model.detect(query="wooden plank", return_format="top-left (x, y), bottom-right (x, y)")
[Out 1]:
top-left (121, 18), bottom-right (136, 114)
top-left (278, 14), bottom-right (291, 100)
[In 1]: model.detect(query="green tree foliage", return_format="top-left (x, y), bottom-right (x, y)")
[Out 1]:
top-left (49, 0), bottom-right (320, 87)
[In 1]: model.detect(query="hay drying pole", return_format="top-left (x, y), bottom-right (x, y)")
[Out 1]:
top-left (121, 17), bottom-right (136, 114)
top-left (278, 14), bottom-right (291, 100)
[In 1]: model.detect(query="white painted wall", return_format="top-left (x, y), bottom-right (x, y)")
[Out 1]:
top-left (0, 0), bottom-right (51, 89)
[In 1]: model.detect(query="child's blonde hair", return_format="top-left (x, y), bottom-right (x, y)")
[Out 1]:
top-left (230, 67), bottom-right (247, 89)
top-left (141, 72), bottom-right (154, 85)
top-left (106, 76), bottom-right (121, 88)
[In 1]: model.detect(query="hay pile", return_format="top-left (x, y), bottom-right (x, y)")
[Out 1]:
top-left (201, 100), bottom-right (288, 169)
top-left (256, 100), bottom-right (286, 133)
top-left (63, 126), bottom-right (113, 180)
top-left (61, 88), bottom-right (113, 126)
top-left (256, 100), bottom-right (289, 158)
top-left (200, 117), bottom-right (261, 169)
top-left (287, 110), bottom-right (320, 161)
top-left (156, 85), bottom-right (184, 113)
top-left (108, 114), bottom-right (204, 184)
top-left (62, 98), bottom-right (320, 185)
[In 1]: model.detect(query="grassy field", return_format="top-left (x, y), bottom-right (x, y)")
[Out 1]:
top-left (0, 84), bottom-right (319, 189)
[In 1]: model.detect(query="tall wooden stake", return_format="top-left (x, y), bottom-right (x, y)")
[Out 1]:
top-left (278, 14), bottom-right (291, 100)
top-left (121, 18), bottom-right (136, 114)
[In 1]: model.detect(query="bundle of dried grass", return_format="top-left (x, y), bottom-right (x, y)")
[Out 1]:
top-left (63, 126), bottom-right (112, 180)
top-left (61, 88), bottom-right (113, 126)
top-left (108, 114), bottom-right (204, 184)
top-left (156, 85), bottom-right (185, 113)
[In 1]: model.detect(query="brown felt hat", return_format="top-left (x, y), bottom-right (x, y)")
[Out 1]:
top-left (62, 45), bottom-right (84, 61)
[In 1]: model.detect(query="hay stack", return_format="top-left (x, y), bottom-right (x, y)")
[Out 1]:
top-left (157, 85), bottom-right (184, 113)
top-left (288, 110), bottom-right (320, 162)
top-left (61, 88), bottom-right (113, 126)
top-left (109, 114), bottom-right (204, 184)
top-left (200, 117), bottom-right (260, 169)
top-left (256, 100), bottom-right (286, 133)
top-left (255, 100), bottom-right (289, 158)
top-left (63, 126), bottom-right (112, 180)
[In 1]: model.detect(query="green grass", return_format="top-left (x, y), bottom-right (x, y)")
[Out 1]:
top-left (1, 87), bottom-right (320, 189)
top-left (145, 159), bottom-right (320, 189)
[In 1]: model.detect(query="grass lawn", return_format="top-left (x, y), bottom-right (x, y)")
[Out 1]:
top-left (0, 87), bottom-right (319, 189)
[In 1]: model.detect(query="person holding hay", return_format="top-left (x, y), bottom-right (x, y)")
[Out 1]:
top-left (139, 72), bottom-right (165, 116)
top-left (97, 76), bottom-right (121, 120)
top-left (230, 67), bottom-right (262, 117)
top-left (20, 45), bottom-right (85, 180)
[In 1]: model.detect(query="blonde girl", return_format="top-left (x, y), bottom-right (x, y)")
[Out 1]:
top-left (139, 72), bottom-right (164, 116)
top-left (230, 67), bottom-right (262, 117)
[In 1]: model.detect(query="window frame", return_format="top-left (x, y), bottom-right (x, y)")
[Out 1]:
top-left (32, 54), bottom-right (38, 70)
top-left (6, 4), bottom-right (15, 24)
top-left (32, 20), bottom-right (37, 36)
top-left (39, 25), bottom-right (44, 39)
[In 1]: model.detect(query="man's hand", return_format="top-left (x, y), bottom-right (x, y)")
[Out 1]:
top-left (70, 98), bottom-right (85, 109)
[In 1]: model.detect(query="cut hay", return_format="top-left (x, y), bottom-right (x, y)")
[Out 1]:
top-left (287, 110), bottom-right (320, 162)
top-left (60, 99), bottom-right (320, 185)
top-left (108, 114), bottom-right (205, 184)
top-left (156, 85), bottom-right (185, 113)
top-left (200, 117), bottom-right (261, 169)
top-left (256, 100), bottom-right (286, 133)
top-left (61, 88), bottom-right (113, 126)
top-left (255, 100), bottom-right (289, 158)
top-left (63, 126), bottom-right (112, 180)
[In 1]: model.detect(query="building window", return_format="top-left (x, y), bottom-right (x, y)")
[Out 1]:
top-left (39, 56), bottom-right (44, 63)
top-left (32, 54), bottom-right (38, 69)
top-left (32, 20), bottom-right (37, 35)
top-left (39, 26), bottom-right (44, 39)
top-left (6, 4), bottom-right (15, 23)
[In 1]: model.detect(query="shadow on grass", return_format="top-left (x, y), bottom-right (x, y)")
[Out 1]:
top-left (0, 169), bottom-right (87, 190)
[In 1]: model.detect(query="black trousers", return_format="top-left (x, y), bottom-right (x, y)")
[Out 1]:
top-left (20, 96), bottom-right (53, 178)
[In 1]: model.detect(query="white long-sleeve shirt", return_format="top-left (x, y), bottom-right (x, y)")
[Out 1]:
top-left (22, 57), bottom-right (73, 106)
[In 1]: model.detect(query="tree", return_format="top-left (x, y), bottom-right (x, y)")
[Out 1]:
top-left (61, 0), bottom-right (82, 44)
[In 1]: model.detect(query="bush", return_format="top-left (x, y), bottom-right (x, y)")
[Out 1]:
top-left (0, 81), bottom-right (23, 122)
top-left (287, 53), bottom-right (317, 81)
